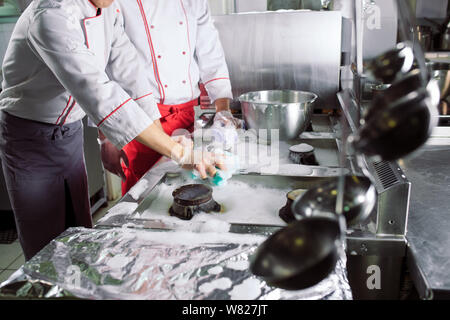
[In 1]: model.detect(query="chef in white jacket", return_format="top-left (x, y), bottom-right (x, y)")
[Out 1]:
top-left (107, 0), bottom-right (239, 195)
top-left (0, 0), bottom-right (223, 260)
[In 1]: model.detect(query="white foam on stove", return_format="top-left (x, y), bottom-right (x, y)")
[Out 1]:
top-left (208, 266), bottom-right (224, 275)
top-left (99, 202), bottom-right (138, 222)
top-left (226, 260), bottom-right (249, 271)
top-left (229, 278), bottom-right (262, 300)
top-left (128, 179), bottom-right (149, 200)
top-left (135, 230), bottom-right (265, 246)
top-left (140, 180), bottom-right (289, 226)
top-left (199, 278), bottom-right (233, 294)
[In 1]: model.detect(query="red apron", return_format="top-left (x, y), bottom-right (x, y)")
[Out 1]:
top-left (121, 98), bottom-right (197, 195)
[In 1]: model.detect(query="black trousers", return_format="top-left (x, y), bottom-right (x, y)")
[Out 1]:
top-left (0, 111), bottom-right (92, 261)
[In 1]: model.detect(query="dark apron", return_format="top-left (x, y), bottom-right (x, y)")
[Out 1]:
top-left (0, 111), bottom-right (92, 261)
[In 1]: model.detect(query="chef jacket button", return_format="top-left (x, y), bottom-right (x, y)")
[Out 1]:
top-left (182, 51), bottom-right (186, 55)
top-left (179, 21), bottom-right (183, 25)
top-left (165, 85), bottom-right (168, 88)
top-left (151, 25), bottom-right (155, 29)
top-left (158, 55), bottom-right (161, 59)
top-left (182, 80), bottom-right (186, 84)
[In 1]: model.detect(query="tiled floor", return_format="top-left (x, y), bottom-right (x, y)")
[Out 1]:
top-left (0, 200), bottom-right (118, 284)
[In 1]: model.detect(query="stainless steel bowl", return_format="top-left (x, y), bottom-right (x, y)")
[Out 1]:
top-left (426, 61), bottom-right (450, 100)
top-left (238, 90), bottom-right (318, 140)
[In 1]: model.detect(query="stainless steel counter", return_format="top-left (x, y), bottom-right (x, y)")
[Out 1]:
top-left (402, 142), bottom-right (450, 299)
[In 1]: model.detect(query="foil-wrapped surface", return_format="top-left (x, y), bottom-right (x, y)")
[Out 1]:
top-left (0, 227), bottom-right (352, 300)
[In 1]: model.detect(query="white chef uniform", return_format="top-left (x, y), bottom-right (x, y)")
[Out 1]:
top-left (0, 0), bottom-right (161, 149)
top-left (116, 0), bottom-right (233, 105)
top-left (0, 0), bottom-right (161, 261)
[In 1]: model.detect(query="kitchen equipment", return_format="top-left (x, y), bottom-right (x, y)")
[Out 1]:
top-left (288, 143), bottom-right (319, 165)
top-left (426, 61), bottom-right (450, 100)
top-left (363, 69), bottom-right (423, 121)
top-left (351, 88), bottom-right (436, 161)
top-left (439, 18), bottom-right (450, 50)
top-left (365, 42), bottom-right (415, 84)
top-left (292, 175), bottom-right (377, 227)
top-left (169, 184), bottom-right (221, 220)
top-left (415, 25), bottom-right (433, 51)
top-left (278, 189), bottom-right (308, 224)
top-left (249, 216), bottom-right (340, 290)
top-left (239, 90), bottom-right (318, 141)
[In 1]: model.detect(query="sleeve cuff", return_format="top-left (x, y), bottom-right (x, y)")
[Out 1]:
top-left (98, 99), bottom-right (154, 149)
top-left (134, 93), bottom-right (161, 121)
top-left (204, 78), bottom-right (233, 102)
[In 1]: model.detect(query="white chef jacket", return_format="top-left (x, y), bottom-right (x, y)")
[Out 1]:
top-left (0, 0), bottom-right (161, 149)
top-left (116, 0), bottom-right (233, 105)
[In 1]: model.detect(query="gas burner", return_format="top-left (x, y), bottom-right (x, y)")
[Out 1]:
top-left (279, 189), bottom-right (307, 224)
top-left (169, 184), bottom-right (221, 220)
top-left (289, 143), bottom-right (319, 166)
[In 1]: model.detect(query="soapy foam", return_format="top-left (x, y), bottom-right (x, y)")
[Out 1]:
top-left (140, 180), bottom-right (289, 226)
top-left (229, 278), bottom-right (261, 300)
top-left (289, 143), bottom-right (314, 153)
top-left (199, 278), bottom-right (233, 294)
top-left (134, 229), bottom-right (265, 246)
top-left (99, 202), bottom-right (138, 222)
top-left (128, 179), bottom-right (149, 200)
top-left (208, 266), bottom-right (224, 275)
top-left (226, 260), bottom-right (249, 271)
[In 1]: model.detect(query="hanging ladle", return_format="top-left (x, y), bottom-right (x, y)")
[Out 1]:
top-left (292, 175), bottom-right (377, 227)
top-left (249, 175), bottom-right (376, 290)
top-left (249, 216), bottom-right (341, 290)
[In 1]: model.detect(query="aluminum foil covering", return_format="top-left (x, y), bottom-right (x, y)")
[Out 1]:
top-left (0, 227), bottom-right (352, 300)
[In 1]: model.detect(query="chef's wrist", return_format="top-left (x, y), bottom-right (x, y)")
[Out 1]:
top-left (214, 98), bottom-right (231, 113)
top-left (171, 143), bottom-right (185, 165)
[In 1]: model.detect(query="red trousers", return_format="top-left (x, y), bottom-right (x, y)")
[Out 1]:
top-left (121, 99), bottom-right (197, 195)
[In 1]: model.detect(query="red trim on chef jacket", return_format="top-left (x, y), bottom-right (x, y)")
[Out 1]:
top-left (179, 0), bottom-right (194, 100)
top-left (56, 96), bottom-right (72, 124)
top-left (82, 8), bottom-right (103, 49)
top-left (97, 98), bottom-right (132, 127)
top-left (134, 93), bottom-right (153, 101)
top-left (203, 77), bottom-right (230, 86)
top-left (136, 0), bottom-right (166, 104)
top-left (61, 100), bottom-right (77, 126)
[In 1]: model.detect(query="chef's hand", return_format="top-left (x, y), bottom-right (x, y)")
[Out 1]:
top-left (213, 110), bottom-right (244, 129)
top-left (172, 144), bottom-right (227, 179)
top-left (98, 131), bottom-right (129, 181)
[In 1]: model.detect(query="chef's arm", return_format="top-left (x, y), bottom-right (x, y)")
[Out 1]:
top-left (214, 98), bottom-right (231, 112)
top-left (27, 11), bottom-right (152, 149)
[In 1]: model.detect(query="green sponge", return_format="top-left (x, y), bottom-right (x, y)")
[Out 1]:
top-left (186, 151), bottom-right (239, 187)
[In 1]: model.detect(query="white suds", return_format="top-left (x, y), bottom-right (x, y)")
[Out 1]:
top-left (141, 180), bottom-right (289, 226)
top-left (229, 278), bottom-right (261, 300)
top-left (208, 266), bottom-right (224, 275)
top-left (199, 278), bottom-right (233, 294)
top-left (226, 260), bottom-right (249, 271)
top-left (289, 143), bottom-right (314, 153)
top-left (128, 179), bottom-right (149, 200)
top-left (99, 202), bottom-right (138, 222)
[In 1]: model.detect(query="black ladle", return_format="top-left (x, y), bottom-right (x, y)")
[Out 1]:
top-left (292, 175), bottom-right (377, 227)
top-left (351, 88), bottom-right (436, 161)
top-left (365, 41), bottom-right (414, 84)
top-left (249, 216), bottom-right (340, 290)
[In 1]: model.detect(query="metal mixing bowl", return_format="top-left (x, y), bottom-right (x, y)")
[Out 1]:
top-left (426, 61), bottom-right (450, 100)
top-left (238, 90), bottom-right (318, 140)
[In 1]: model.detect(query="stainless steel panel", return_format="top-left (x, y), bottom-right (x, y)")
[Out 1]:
top-left (212, 11), bottom-right (342, 108)
top-left (402, 144), bottom-right (450, 298)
